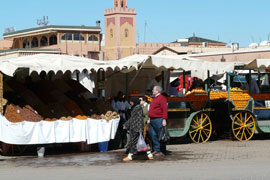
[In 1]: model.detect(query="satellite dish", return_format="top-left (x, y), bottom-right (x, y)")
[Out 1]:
top-left (249, 43), bottom-right (258, 48)
top-left (4, 27), bottom-right (16, 33)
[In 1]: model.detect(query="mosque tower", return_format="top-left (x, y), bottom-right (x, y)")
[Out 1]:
top-left (104, 0), bottom-right (136, 60)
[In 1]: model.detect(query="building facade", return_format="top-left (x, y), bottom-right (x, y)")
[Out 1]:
top-left (2, 25), bottom-right (102, 59)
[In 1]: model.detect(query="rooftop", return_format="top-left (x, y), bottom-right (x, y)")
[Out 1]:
top-left (3, 25), bottom-right (101, 39)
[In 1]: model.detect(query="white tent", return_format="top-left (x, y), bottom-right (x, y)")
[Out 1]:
top-left (0, 54), bottom-right (107, 76)
top-left (100, 54), bottom-right (236, 81)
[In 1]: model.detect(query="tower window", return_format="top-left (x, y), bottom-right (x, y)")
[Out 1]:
top-left (40, 36), bottom-right (48, 47)
top-left (88, 35), bottom-right (98, 41)
top-left (74, 33), bottom-right (85, 41)
top-left (67, 33), bottom-right (72, 40)
top-left (110, 29), bottom-right (113, 38)
top-left (49, 34), bottom-right (57, 45)
top-left (125, 29), bottom-right (129, 38)
top-left (23, 39), bottom-right (30, 48)
top-left (61, 34), bottom-right (66, 40)
top-left (31, 37), bottom-right (38, 47)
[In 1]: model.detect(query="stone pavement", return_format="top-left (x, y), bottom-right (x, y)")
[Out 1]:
top-left (1, 138), bottom-right (270, 180)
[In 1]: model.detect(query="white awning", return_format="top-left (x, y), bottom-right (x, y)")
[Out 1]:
top-left (0, 54), bottom-right (237, 80)
top-left (99, 55), bottom-right (236, 80)
top-left (0, 54), bottom-right (107, 76)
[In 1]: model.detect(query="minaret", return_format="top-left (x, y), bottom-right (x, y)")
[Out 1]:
top-left (105, 0), bottom-right (136, 60)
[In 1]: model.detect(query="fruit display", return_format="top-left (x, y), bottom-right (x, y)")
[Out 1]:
top-left (3, 78), bottom-right (119, 123)
top-left (185, 88), bottom-right (207, 96)
top-left (210, 91), bottom-right (251, 109)
top-left (145, 95), bottom-right (153, 102)
top-left (231, 87), bottom-right (245, 92)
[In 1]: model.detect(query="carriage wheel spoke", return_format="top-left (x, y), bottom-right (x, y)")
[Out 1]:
top-left (246, 128), bottom-right (252, 136)
top-left (202, 123), bottom-right (210, 128)
top-left (233, 126), bottom-right (242, 131)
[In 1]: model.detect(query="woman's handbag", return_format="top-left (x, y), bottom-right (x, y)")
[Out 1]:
top-left (159, 126), bottom-right (170, 144)
top-left (136, 132), bottom-right (148, 152)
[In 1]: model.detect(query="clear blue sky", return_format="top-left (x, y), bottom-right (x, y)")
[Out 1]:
top-left (1, 0), bottom-right (270, 47)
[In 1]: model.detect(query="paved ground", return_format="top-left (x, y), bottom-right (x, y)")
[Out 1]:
top-left (1, 137), bottom-right (270, 180)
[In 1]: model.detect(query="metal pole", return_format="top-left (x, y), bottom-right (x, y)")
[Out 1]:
top-left (207, 70), bottom-right (210, 92)
top-left (249, 70), bottom-right (252, 95)
top-left (258, 70), bottom-right (261, 88)
top-left (227, 73), bottom-right (230, 101)
top-left (162, 71), bottom-right (164, 91)
top-left (0, 72), bottom-right (3, 114)
top-left (183, 71), bottom-right (186, 94)
top-left (125, 73), bottom-right (129, 101)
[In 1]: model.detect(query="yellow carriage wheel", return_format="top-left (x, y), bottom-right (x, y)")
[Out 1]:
top-left (232, 111), bottom-right (255, 141)
top-left (188, 112), bottom-right (212, 144)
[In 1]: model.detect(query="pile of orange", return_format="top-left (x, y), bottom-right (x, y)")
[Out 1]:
top-left (210, 91), bottom-right (251, 109)
top-left (209, 91), bottom-right (227, 100)
top-left (145, 95), bottom-right (153, 102)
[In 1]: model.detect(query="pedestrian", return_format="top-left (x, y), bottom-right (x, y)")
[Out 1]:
top-left (111, 91), bottom-right (131, 148)
top-left (139, 96), bottom-right (154, 158)
top-left (123, 97), bottom-right (153, 161)
top-left (148, 85), bottom-right (168, 156)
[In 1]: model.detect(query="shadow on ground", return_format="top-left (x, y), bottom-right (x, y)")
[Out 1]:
top-left (3, 150), bottom-right (194, 168)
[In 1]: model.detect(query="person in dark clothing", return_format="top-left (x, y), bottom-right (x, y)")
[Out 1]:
top-left (123, 97), bottom-right (152, 161)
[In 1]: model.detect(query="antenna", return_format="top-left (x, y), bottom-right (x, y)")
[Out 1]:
top-left (250, 35), bottom-right (254, 43)
top-left (36, 16), bottom-right (49, 26)
top-left (4, 27), bottom-right (16, 33)
top-left (144, 21), bottom-right (147, 43)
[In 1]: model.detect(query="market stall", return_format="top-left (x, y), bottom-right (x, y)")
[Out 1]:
top-left (0, 54), bottom-right (120, 154)
top-left (97, 54), bottom-right (237, 143)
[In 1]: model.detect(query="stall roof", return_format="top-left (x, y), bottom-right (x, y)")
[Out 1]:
top-left (0, 54), bottom-right (237, 80)
top-left (100, 55), bottom-right (236, 80)
top-left (244, 59), bottom-right (270, 70)
top-left (0, 54), bottom-right (107, 76)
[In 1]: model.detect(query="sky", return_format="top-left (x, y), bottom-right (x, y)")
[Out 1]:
top-left (1, 0), bottom-right (270, 47)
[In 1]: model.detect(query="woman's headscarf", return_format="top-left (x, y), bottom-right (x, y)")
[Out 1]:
top-left (130, 96), bottom-right (140, 107)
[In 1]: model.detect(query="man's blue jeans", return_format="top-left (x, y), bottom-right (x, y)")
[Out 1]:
top-left (149, 118), bottom-right (166, 154)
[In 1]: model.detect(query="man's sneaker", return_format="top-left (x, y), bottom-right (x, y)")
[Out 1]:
top-left (123, 156), bottom-right (132, 161)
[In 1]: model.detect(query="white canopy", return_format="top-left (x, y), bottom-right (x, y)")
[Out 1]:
top-left (100, 55), bottom-right (236, 80)
top-left (0, 54), bottom-right (107, 76)
top-left (244, 59), bottom-right (270, 70)
top-left (0, 54), bottom-right (236, 80)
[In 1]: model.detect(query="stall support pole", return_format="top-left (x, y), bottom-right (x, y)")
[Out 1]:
top-left (162, 71), bottom-right (164, 91)
top-left (258, 70), bottom-right (261, 88)
top-left (227, 73), bottom-right (230, 101)
top-left (183, 71), bottom-right (186, 94)
top-left (125, 73), bottom-right (129, 100)
top-left (249, 70), bottom-right (252, 96)
top-left (207, 70), bottom-right (210, 92)
top-left (0, 72), bottom-right (3, 114)
top-left (207, 70), bottom-right (210, 100)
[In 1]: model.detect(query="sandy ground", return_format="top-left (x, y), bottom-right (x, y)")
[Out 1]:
top-left (1, 139), bottom-right (270, 180)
